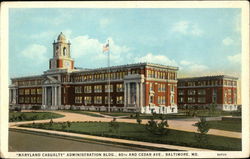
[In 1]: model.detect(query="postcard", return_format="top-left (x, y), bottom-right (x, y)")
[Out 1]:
top-left (0, 1), bottom-right (249, 158)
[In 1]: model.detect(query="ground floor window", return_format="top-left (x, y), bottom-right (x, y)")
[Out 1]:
top-left (105, 96), bottom-right (113, 104)
top-left (94, 96), bottom-right (102, 104)
top-left (75, 96), bottom-right (82, 104)
top-left (158, 96), bottom-right (165, 105)
top-left (116, 96), bottom-right (123, 104)
top-left (84, 96), bottom-right (92, 104)
top-left (30, 97), bottom-right (36, 103)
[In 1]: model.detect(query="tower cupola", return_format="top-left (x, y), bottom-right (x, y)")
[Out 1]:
top-left (49, 32), bottom-right (74, 70)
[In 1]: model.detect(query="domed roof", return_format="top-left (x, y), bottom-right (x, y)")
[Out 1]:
top-left (57, 32), bottom-right (66, 42)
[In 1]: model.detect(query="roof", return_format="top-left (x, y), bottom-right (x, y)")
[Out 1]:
top-left (178, 75), bottom-right (238, 81)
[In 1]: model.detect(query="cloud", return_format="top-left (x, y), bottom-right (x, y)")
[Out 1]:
top-left (171, 21), bottom-right (203, 36)
top-left (21, 44), bottom-right (47, 62)
top-left (71, 35), bottom-right (132, 67)
top-left (179, 60), bottom-right (208, 76)
top-left (222, 37), bottom-right (234, 46)
top-left (227, 53), bottom-right (241, 64)
top-left (135, 53), bottom-right (178, 66)
top-left (180, 60), bottom-right (192, 66)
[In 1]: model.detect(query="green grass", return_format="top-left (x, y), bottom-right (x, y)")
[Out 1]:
top-left (206, 120), bottom-right (242, 132)
top-left (9, 112), bottom-right (64, 122)
top-left (21, 122), bottom-right (241, 151)
top-left (177, 109), bottom-right (241, 117)
top-left (63, 110), bottom-right (104, 117)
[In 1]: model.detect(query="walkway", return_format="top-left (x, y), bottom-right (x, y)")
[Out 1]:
top-left (9, 111), bottom-right (241, 139)
top-left (9, 110), bottom-right (241, 151)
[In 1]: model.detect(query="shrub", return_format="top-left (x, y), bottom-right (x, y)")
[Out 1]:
top-left (195, 117), bottom-right (210, 146)
top-left (145, 114), bottom-right (169, 136)
top-left (109, 118), bottom-right (119, 133)
top-left (67, 121), bottom-right (71, 128)
top-left (135, 113), bottom-right (142, 124)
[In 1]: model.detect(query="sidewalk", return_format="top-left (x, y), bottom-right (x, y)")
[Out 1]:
top-left (10, 125), bottom-right (212, 151)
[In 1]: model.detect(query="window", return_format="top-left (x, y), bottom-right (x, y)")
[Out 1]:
top-left (158, 96), bottom-right (165, 105)
top-left (84, 86), bottom-right (92, 93)
top-left (150, 95), bottom-right (154, 103)
top-left (75, 96), bottom-right (82, 104)
top-left (94, 85), bottom-right (102, 93)
top-left (84, 96), bottom-right (92, 104)
top-left (116, 96), bottom-right (123, 104)
top-left (198, 89), bottom-right (206, 95)
top-left (178, 90), bottom-right (184, 95)
top-left (19, 97), bottom-right (24, 103)
top-left (30, 97), bottom-right (36, 103)
top-left (37, 97), bottom-right (42, 103)
top-left (94, 96), bottom-right (102, 104)
top-left (105, 96), bottom-right (113, 104)
top-left (171, 85), bottom-right (175, 92)
top-left (178, 97), bottom-right (184, 103)
top-left (188, 90), bottom-right (196, 95)
top-left (158, 84), bottom-right (166, 92)
top-left (105, 85), bottom-right (113, 92)
top-left (37, 88), bottom-right (42, 95)
top-left (198, 97), bottom-right (206, 103)
top-left (171, 95), bottom-right (175, 104)
top-left (25, 97), bottom-right (30, 103)
top-left (188, 97), bottom-right (195, 103)
top-left (75, 86), bottom-right (82, 93)
top-left (25, 89), bottom-right (30, 95)
top-left (19, 89), bottom-right (24, 95)
top-left (116, 84), bottom-right (124, 92)
top-left (30, 89), bottom-right (36, 95)
top-left (150, 83), bottom-right (154, 91)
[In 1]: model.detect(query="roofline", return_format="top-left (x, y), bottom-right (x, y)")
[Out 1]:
top-left (11, 75), bottom-right (44, 80)
top-left (178, 75), bottom-right (238, 81)
top-left (72, 62), bottom-right (178, 74)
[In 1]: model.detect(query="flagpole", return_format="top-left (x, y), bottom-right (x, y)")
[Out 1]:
top-left (107, 40), bottom-right (111, 113)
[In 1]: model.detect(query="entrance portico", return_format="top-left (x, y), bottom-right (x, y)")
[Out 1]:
top-left (124, 74), bottom-right (144, 112)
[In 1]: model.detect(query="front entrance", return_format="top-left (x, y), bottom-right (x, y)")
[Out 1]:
top-left (47, 87), bottom-right (52, 106)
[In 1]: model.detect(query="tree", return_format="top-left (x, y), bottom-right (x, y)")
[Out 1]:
top-left (195, 117), bottom-right (210, 146)
top-left (145, 114), bottom-right (169, 136)
top-left (109, 118), bottom-right (119, 133)
top-left (135, 113), bottom-right (142, 125)
top-left (49, 118), bottom-right (54, 127)
top-left (67, 121), bottom-right (71, 128)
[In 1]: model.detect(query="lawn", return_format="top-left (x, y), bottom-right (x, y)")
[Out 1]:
top-left (206, 120), bottom-right (242, 132)
top-left (9, 112), bottom-right (64, 122)
top-left (63, 110), bottom-right (104, 117)
top-left (21, 122), bottom-right (241, 151)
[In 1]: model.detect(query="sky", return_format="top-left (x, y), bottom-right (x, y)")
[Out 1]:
top-left (9, 8), bottom-right (241, 79)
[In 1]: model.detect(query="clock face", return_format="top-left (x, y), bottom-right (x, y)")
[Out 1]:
top-left (64, 61), bottom-right (71, 68)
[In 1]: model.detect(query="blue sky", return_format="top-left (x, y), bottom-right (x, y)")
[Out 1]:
top-left (9, 8), bottom-right (241, 78)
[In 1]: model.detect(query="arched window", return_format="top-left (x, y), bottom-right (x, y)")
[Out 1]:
top-left (63, 47), bottom-right (67, 56)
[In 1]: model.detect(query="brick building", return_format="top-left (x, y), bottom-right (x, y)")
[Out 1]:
top-left (9, 32), bottom-right (179, 114)
top-left (177, 75), bottom-right (238, 111)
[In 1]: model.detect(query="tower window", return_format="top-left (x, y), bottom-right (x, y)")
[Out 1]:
top-left (63, 47), bottom-right (67, 56)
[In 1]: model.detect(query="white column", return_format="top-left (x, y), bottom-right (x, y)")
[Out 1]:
top-left (58, 86), bottom-right (61, 106)
top-left (42, 87), bottom-right (45, 105)
top-left (136, 82), bottom-right (139, 108)
top-left (140, 82), bottom-right (143, 107)
top-left (52, 86), bottom-right (55, 106)
top-left (55, 86), bottom-right (58, 106)
top-left (124, 83), bottom-right (127, 107)
top-left (44, 87), bottom-right (47, 105)
top-left (127, 83), bottom-right (130, 105)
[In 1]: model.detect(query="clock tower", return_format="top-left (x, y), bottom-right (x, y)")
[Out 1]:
top-left (49, 32), bottom-right (74, 70)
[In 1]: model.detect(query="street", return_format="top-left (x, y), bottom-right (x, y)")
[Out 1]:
top-left (9, 130), bottom-right (151, 151)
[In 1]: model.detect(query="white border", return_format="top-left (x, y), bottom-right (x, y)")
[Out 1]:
top-left (1, 1), bottom-right (249, 158)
